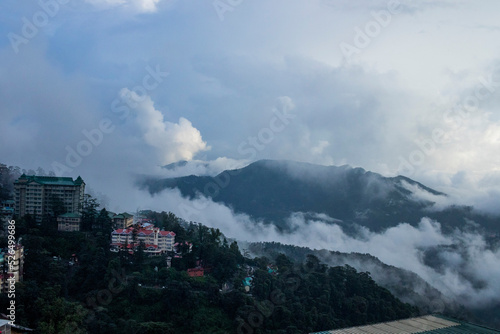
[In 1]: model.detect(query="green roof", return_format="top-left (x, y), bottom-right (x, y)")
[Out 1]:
top-left (58, 213), bottom-right (81, 218)
top-left (75, 176), bottom-right (84, 185)
top-left (113, 212), bottom-right (133, 219)
top-left (15, 175), bottom-right (85, 186)
top-left (310, 315), bottom-right (500, 334)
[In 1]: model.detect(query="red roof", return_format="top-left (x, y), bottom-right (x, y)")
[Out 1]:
top-left (112, 227), bottom-right (175, 236)
top-left (187, 268), bottom-right (204, 277)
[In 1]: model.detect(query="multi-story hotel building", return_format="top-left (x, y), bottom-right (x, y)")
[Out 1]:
top-left (111, 225), bottom-right (175, 255)
top-left (14, 175), bottom-right (85, 222)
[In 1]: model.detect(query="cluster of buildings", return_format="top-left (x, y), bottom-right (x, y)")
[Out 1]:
top-left (57, 211), bottom-right (134, 232)
top-left (1, 173), bottom-right (139, 233)
top-left (2, 174), bottom-right (148, 288)
top-left (8, 173), bottom-right (177, 250)
top-left (110, 222), bottom-right (176, 255)
top-left (1, 174), bottom-right (87, 301)
top-left (1, 173), bottom-right (180, 332)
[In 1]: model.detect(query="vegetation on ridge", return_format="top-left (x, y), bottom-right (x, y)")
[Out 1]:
top-left (1, 207), bottom-right (417, 333)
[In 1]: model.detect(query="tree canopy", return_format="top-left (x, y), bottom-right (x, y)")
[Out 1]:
top-left (1, 210), bottom-right (419, 333)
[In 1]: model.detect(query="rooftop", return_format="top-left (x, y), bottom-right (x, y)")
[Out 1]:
top-left (112, 227), bottom-right (175, 237)
top-left (0, 319), bottom-right (13, 328)
top-left (113, 212), bottom-right (134, 219)
top-left (58, 212), bottom-right (81, 218)
top-left (310, 315), bottom-right (500, 334)
top-left (15, 174), bottom-right (85, 186)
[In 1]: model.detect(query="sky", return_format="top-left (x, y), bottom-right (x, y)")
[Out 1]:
top-left (0, 0), bottom-right (500, 208)
top-left (1, 0), bottom-right (500, 212)
top-left (2, 0), bottom-right (500, 315)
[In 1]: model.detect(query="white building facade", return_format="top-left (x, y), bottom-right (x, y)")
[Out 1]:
top-left (111, 225), bottom-right (175, 255)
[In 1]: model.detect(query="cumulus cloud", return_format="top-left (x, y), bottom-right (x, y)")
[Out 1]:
top-left (121, 88), bottom-right (209, 165)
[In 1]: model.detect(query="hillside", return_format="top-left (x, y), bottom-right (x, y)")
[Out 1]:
top-left (138, 160), bottom-right (500, 233)
top-left (246, 241), bottom-right (500, 330)
top-left (6, 211), bottom-right (418, 333)
top-left (247, 242), bottom-right (454, 314)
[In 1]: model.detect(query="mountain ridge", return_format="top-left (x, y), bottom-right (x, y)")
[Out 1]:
top-left (137, 159), bottom-right (499, 233)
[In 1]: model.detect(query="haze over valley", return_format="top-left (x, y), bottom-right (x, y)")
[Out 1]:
top-left (2, 0), bottom-right (500, 331)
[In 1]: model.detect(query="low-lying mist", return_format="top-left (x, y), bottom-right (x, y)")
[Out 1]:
top-left (138, 187), bottom-right (500, 312)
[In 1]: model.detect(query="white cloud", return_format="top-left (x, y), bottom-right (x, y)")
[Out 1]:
top-left (85, 0), bottom-right (162, 13)
top-left (136, 188), bottom-right (500, 309)
top-left (121, 88), bottom-right (209, 164)
top-left (159, 157), bottom-right (250, 178)
top-left (133, 0), bottom-right (161, 12)
top-left (2, 0), bottom-right (500, 312)
top-left (400, 180), bottom-right (454, 211)
top-left (311, 140), bottom-right (330, 155)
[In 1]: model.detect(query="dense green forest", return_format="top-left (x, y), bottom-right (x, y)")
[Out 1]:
top-left (0, 206), bottom-right (418, 333)
top-left (1, 164), bottom-right (418, 333)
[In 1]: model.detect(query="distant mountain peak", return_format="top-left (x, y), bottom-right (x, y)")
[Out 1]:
top-left (139, 159), bottom-right (497, 234)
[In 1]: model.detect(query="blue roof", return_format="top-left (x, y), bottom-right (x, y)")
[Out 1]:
top-left (243, 277), bottom-right (253, 286)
